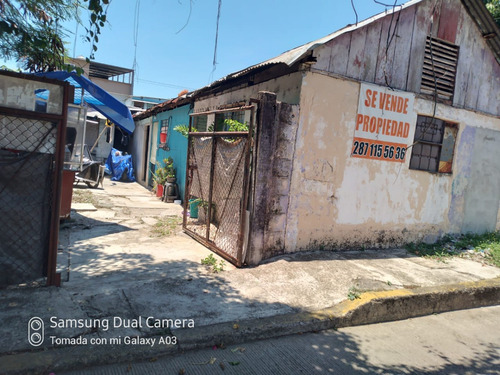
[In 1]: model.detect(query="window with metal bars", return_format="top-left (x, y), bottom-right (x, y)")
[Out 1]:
top-left (192, 115), bottom-right (208, 132)
top-left (421, 36), bottom-right (459, 101)
top-left (409, 115), bottom-right (458, 173)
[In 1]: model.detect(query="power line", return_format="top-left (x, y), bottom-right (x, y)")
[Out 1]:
top-left (209, 0), bottom-right (222, 83)
top-left (136, 78), bottom-right (194, 90)
top-left (133, 0), bottom-right (140, 74)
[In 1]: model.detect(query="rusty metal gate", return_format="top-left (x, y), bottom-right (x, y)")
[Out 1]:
top-left (0, 71), bottom-right (70, 287)
top-left (182, 106), bottom-right (255, 266)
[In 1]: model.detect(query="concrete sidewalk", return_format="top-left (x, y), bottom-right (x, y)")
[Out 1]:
top-left (1, 180), bottom-right (500, 375)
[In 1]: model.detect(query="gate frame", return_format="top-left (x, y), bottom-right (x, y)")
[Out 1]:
top-left (182, 105), bottom-right (255, 267)
top-left (0, 71), bottom-right (71, 286)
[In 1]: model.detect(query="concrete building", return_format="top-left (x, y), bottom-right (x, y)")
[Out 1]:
top-left (183, 0), bottom-right (500, 265)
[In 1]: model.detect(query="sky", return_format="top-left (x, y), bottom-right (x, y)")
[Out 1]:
top-left (3, 0), bottom-right (406, 100)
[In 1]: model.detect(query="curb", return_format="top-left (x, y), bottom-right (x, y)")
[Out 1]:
top-left (2, 277), bottom-right (499, 375)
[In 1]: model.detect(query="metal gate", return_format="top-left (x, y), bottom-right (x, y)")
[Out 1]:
top-left (0, 71), bottom-right (70, 287)
top-left (182, 106), bottom-right (255, 266)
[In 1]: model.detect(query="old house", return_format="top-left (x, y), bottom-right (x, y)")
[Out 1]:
top-left (181, 0), bottom-right (499, 266)
top-left (132, 95), bottom-right (191, 199)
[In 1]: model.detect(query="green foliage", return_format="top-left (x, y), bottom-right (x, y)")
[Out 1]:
top-left (0, 0), bottom-right (109, 72)
top-left (484, 0), bottom-right (500, 28)
top-left (191, 198), bottom-right (214, 209)
top-left (164, 157), bottom-right (176, 178)
top-left (152, 158), bottom-right (176, 185)
top-left (347, 286), bottom-right (361, 301)
top-left (223, 119), bottom-right (249, 132)
top-left (150, 216), bottom-right (181, 237)
top-left (201, 254), bottom-right (225, 273)
top-left (173, 125), bottom-right (197, 138)
top-left (406, 232), bottom-right (500, 267)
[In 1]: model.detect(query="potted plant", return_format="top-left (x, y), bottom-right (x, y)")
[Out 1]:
top-left (165, 157), bottom-right (176, 183)
top-left (193, 198), bottom-right (215, 223)
top-left (152, 162), bottom-right (168, 197)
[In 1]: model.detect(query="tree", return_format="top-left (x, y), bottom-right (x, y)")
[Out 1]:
top-left (484, 0), bottom-right (500, 28)
top-left (0, 0), bottom-right (109, 73)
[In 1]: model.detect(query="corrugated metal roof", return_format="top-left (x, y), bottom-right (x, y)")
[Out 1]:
top-left (461, 0), bottom-right (500, 65)
top-left (194, 0), bottom-right (423, 93)
top-left (133, 94), bottom-right (192, 121)
top-left (137, 0), bottom-right (499, 120)
top-left (195, 0), bottom-right (499, 94)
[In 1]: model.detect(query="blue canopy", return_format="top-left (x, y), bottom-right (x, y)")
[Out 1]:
top-left (36, 71), bottom-right (135, 134)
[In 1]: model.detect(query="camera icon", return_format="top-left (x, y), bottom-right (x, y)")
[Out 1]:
top-left (28, 317), bottom-right (44, 346)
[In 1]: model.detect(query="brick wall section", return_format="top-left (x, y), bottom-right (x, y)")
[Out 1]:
top-left (247, 92), bottom-right (299, 265)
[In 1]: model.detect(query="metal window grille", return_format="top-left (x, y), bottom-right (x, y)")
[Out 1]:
top-left (409, 115), bottom-right (457, 173)
top-left (192, 115), bottom-right (208, 132)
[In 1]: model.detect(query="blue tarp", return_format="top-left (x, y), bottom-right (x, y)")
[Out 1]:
top-left (105, 148), bottom-right (136, 182)
top-left (35, 71), bottom-right (135, 134)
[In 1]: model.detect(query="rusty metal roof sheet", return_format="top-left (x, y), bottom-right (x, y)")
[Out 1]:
top-left (137, 0), bottom-right (499, 119)
top-left (461, 0), bottom-right (500, 65)
top-left (196, 0), bottom-right (499, 93)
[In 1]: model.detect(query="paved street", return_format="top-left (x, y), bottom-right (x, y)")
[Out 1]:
top-left (1, 180), bottom-right (500, 375)
top-left (60, 306), bottom-right (500, 375)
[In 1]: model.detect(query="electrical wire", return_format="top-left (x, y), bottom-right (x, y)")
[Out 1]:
top-left (132, 0), bottom-right (141, 79)
top-left (176, 0), bottom-right (194, 34)
top-left (351, 0), bottom-right (358, 25)
top-left (209, 0), bottom-right (222, 83)
top-left (136, 78), bottom-right (194, 90)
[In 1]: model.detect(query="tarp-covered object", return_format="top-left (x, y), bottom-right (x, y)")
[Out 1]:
top-left (105, 148), bottom-right (136, 182)
top-left (36, 71), bottom-right (135, 134)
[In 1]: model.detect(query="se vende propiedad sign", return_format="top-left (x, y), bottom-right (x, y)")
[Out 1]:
top-left (352, 83), bottom-right (416, 163)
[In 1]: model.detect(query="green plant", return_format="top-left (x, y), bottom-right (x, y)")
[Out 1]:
top-left (151, 163), bottom-right (167, 186)
top-left (201, 254), bottom-right (225, 273)
top-left (347, 286), bottom-right (361, 301)
top-left (150, 216), bottom-right (182, 237)
top-left (164, 157), bottom-right (176, 179)
top-left (224, 119), bottom-right (249, 132)
top-left (152, 158), bottom-right (176, 186)
top-left (173, 125), bottom-right (197, 138)
top-left (406, 232), bottom-right (500, 267)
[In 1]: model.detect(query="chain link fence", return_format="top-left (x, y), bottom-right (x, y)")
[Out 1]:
top-left (0, 115), bottom-right (58, 286)
top-left (183, 108), bottom-right (254, 266)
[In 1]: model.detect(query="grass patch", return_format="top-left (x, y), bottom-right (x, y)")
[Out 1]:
top-left (72, 189), bottom-right (100, 206)
top-left (406, 232), bottom-right (500, 267)
top-left (150, 216), bottom-right (182, 237)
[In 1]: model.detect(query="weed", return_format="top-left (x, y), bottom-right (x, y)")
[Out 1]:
top-left (347, 286), bottom-right (361, 301)
top-left (406, 232), bottom-right (500, 267)
top-left (72, 189), bottom-right (100, 207)
top-left (150, 216), bottom-right (182, 237)
top-left (201, 254), bottom-right (225, 273)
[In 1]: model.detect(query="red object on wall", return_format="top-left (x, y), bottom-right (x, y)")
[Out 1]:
top-left (160, 126), bottom-right (168, 143)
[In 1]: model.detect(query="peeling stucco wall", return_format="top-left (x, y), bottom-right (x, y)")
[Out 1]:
top-left (280, 71), bottom-right (500, 255)
top-left (246, 92), bottom-right (300, 265)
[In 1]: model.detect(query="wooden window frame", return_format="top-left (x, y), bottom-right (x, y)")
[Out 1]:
top-left (409, 115), bottom-right (457, 174)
